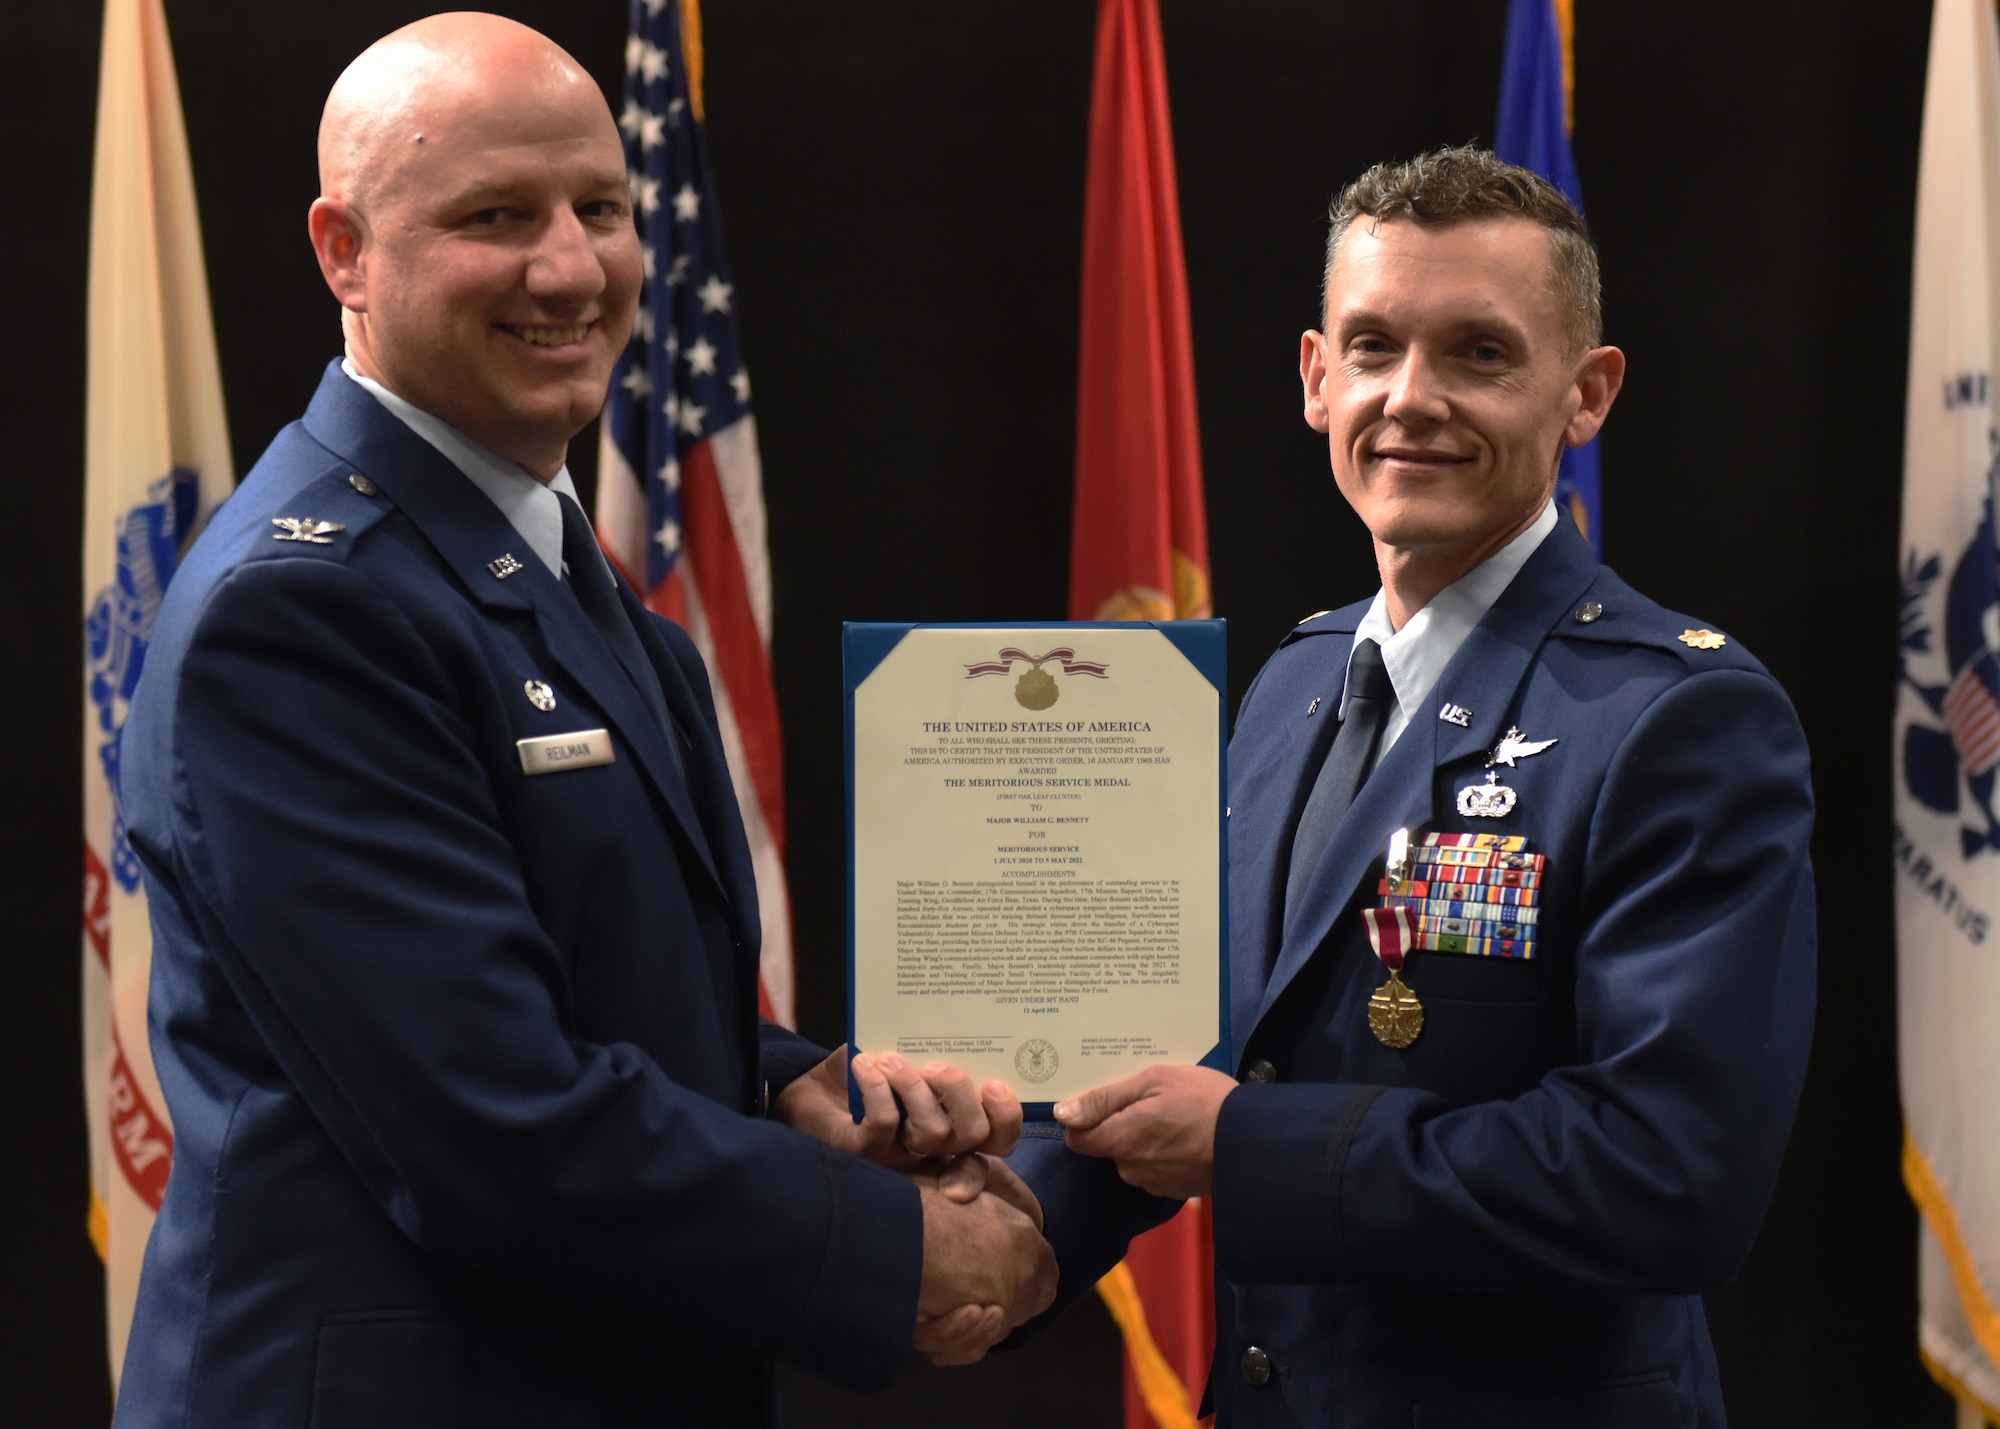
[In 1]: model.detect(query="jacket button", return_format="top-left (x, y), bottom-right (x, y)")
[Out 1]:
top-left (1241, 1059), bottom-right (1276, 1084)
top-left (1240, 1346), bottom-right (1273, 1386)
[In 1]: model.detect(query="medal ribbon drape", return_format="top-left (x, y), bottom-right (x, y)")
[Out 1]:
top-left (1068, 2), bottom-right (1214, 1425)
top-left (82, 0), bottom-right (234, 1385)
top-left (1895, 0), bottom-right (2000, 1418)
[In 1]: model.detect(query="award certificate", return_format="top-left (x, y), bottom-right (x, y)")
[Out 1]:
top-left (845, 622), bottom-right (1228, 1112)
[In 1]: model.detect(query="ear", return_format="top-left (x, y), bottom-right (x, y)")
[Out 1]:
top-left (1564, 344), bottom-right (1626, 448)
top-left (308, 198), bottom-right (370, 314)
top-left (1300, 331), bottom-right (1332, 434)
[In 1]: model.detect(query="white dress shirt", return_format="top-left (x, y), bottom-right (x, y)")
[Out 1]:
top-left (1340, 499), bottom-right (1560, 770)
top-left (343, 359), bottom-right (604, 584)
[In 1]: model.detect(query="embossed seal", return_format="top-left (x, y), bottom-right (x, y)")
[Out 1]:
top-left (1014, 1038), bottom-right (1059, 1084)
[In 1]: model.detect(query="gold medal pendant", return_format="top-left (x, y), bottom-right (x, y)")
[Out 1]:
top-left (1367, 968), bottom-right (1424, 1049)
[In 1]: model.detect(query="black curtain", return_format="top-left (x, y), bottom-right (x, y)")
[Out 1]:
top-left (2, 2), bottom-right (1938, 1423)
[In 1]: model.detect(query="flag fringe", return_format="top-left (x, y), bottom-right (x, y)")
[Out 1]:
top-left (88, 1192), bottom-right (109, 1263)
top-left (1921, 1343), bottom-right (2000, 1426)
top-left (1907, 1127), bottom-right (2000, 1374)
top-left (1096, 1261), bottom-right (1204, 1429)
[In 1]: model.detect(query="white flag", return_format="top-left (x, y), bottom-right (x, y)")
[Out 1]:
top-left (1897, 0), bottom-right (2000, 1415)
top-left (82, 0), bottom-right (232, 1385)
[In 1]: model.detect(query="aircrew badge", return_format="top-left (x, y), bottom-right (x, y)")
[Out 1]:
top-left (1374, 830), bottom-right (1546, 963)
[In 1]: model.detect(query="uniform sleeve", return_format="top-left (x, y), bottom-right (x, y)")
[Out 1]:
top-left (1212, 667), bottom-right (1817, 1295)
top-left (164, 558), bottom-right (921, 1388)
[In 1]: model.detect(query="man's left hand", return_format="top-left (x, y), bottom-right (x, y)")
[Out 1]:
top-left (1053, 1064), bottom-right (1236, 1199)
top-left (773, 1045), bottom-right (1022, 1168)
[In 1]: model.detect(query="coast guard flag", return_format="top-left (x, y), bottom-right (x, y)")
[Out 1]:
top-left (1068, 3), bottom-right (1213, 1427)
top-left (597, 0), bottom-right (795, 1026)
top-left (81, 0), bottom-right (233, 1383)
top-left (1896, 0), bottom-right (2000, 1417)
top-left (1494, 0), bottom-right (1602, 558)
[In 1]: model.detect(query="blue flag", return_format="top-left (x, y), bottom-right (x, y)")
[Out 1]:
top-left (1495, 0), bottom-right (1601, 558)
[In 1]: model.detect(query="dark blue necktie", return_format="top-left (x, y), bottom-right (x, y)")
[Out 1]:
top-left (1284, 637), bottom-right (1393, 929)
top-left (557, 494), bottom-right (681, 779)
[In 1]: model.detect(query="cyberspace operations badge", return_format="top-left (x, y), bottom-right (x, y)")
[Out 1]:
top-left (963, 647), bottom-right (1110, 711)
top-left (1014, 1038), bottom-right (1060, 1083)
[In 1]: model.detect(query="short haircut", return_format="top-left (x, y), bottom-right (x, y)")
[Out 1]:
top-left (1323, 145), bottom-right (1602, 354)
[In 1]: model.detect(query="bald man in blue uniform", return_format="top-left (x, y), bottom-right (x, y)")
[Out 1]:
top-left (1042, 149), bottom-right (1815, 1427)
top-left (115, 16), bottom-right (1049, 1426)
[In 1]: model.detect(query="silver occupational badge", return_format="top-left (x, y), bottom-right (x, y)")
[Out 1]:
top-left (1456, 768), bottom-right (1519, 819)
top-left (524, 680), bottom-right (556, 712)
top-left (271, 517), bottom-right (345, 544)
top-left (1490, 727), bottom-right (1557, 767)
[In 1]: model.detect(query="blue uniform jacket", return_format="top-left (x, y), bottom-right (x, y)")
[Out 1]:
top-left (116, 364), bottom-right (918, 1429)
top-left (1029, 516), bottom-right (1816, 1428)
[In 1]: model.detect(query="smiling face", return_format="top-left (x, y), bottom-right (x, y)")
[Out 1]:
top-left (310, 20), bottom-right (640, 478)
top-left (1301, 215), bottom-right (1623, 580)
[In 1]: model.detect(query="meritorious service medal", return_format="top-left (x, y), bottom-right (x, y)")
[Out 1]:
top-left (1362, 904), bottom-right (1423, 1049)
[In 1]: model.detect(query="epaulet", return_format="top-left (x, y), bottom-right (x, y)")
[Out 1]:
top-left (1277, 601), bottom-right (1367, 649)
top-left (236, 465), bottom-right (395, 568)
top-left (1552, 567), bottom-right (1769, 675)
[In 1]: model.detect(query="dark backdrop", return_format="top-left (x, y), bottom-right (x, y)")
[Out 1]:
top-left (2, 1), bottom-right (1943, 1423)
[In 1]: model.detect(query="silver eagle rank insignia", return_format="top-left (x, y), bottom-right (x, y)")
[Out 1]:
top-left (272, 517), bottom-right (346, 545)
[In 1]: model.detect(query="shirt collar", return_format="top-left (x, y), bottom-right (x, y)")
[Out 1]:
top-left (342, 359), bottom-right (579, 581)
top-left (1342, 499), bottom-right (1561, 743)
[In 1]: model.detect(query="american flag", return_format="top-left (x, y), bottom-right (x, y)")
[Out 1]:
top-left (597, 0), bottom-right (795, 1026)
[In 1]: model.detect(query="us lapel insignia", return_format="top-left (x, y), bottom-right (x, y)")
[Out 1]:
top-left (487, 553), bottom-right (525, 580)
top-left (271, 517), bottom-right (345, 545)
top-left (1438, 702), bottom-right (1473, 727)
top-left (1678, 628), bottom-right (1727, 650)
top-left (524, 680), bottom-right (556, 712)
top-left (1306, 696), bottom-right (1322, 717)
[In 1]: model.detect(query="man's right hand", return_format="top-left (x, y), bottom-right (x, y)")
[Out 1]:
top-left (910, 1163), bottom-right (1057, 1365)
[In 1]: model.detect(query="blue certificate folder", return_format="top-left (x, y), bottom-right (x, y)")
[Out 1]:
top-left (843, 621), bottom-right (1229, 1122)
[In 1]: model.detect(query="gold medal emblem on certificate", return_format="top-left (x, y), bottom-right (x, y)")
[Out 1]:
top-left (1015, 664), bottom-right (1059, 710)
top-left (961, 646), bottom-right (1113, 711)
top-left (1367, 969), bottom-right (1424, 1049)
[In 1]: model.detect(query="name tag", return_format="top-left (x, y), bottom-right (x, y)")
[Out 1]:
top-left (517, 729), bottom-right (615, 776)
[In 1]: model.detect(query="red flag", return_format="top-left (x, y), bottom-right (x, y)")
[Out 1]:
top-left (1070, 1), bottom-right (1215, 1424)
top-left (1069, 0), bottom-right (1211, 626)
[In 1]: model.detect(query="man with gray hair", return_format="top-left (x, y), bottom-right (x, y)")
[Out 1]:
top-left (116, 14), bottom-right (1052, 1426)
top-left (1046, 147), bottom-right (1816, 1425)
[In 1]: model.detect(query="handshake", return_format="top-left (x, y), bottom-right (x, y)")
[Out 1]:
top-left (774, 1046), bottom-right (1059, 1364)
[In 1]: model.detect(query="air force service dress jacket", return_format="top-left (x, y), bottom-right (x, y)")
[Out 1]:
top-left (116, 363), bottom-right (917, 1429)
top-left (1034, 515), bottom-right (1817, 1429)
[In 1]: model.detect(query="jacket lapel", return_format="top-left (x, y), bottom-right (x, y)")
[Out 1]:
top-left (300, 364), bottom-right (726, 900)
top-left (1248, 517), bottom-right (1602, 1033)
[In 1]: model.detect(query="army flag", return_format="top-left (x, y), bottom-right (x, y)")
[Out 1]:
top-left (1895, 0), bottom-right (2000, 1417)
top-left (1068, 2), bottom-right (1214, 1426)
top-left (597, 0), bottom-right (796, 1025)
top-left (82, 0), bottom-right (233, 1384)
top-left (1494, 0), bottom-right (1602, 557)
